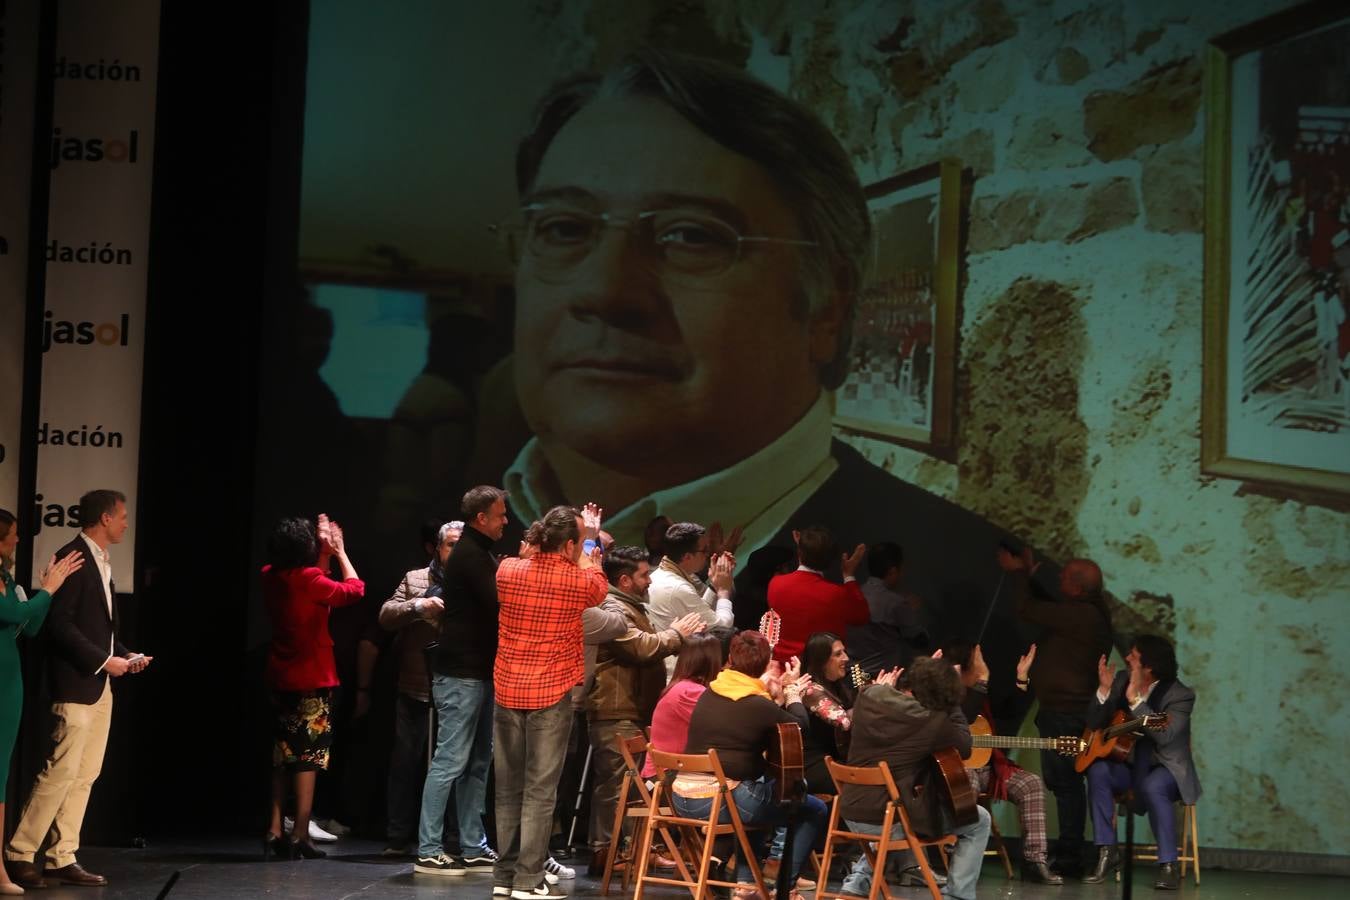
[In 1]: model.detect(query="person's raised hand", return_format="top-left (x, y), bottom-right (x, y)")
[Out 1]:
top-left (673, 612), bottom-right (705, 638)
top-left (841, 543), bottom-right (867, 578)
top-left (783, 655), bottom-right (803, 684)
top-left (39, 550), bottom-right (84, 594)
top-left (970, 644), bottom-right (990, 682)
top-left (327, 522), bottom-right (346, 554)
top-left (1098, 655), bottom-right (1116, 694)
top-left (581, 502), bottom-right (603, 538)
top-left (1016, 644), bottom-right (1037, 682)
top-left (709, 553), bottom-right (735, 593)
top-left (722, 524), bottom-right (745, 555)
top-left (876, 666), bottom-right (903, 687)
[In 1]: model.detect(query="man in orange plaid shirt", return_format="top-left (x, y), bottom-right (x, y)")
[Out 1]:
top-left (493, 503), bottom-right (608, 899)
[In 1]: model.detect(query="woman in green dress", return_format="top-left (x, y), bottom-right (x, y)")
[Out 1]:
top-left (0, 509), bottom-right (83, 896)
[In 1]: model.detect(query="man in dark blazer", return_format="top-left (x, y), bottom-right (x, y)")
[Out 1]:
top-left (1082, 635), bottom-right (1200, 891)
top-left (4, 490), bottom-right (151, 889)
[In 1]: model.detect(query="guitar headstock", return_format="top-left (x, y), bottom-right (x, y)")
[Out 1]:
top-left (1053, 735), bottom-right (1087, 756)
top-left (849, 663), bottom-right (872, 689)
top-left (758, 609), bottom-right (782, 649)
top-left (1143, 713), bottom-right (1169, 730)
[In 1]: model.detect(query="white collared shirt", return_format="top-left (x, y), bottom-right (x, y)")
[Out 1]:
top-left (79, 531), bottom-right (116, 671)
top-left (504, 393), bottom-right (839, 568)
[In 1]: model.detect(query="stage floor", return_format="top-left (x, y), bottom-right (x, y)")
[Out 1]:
top-left (29, 839), bottom-right (1346, 899)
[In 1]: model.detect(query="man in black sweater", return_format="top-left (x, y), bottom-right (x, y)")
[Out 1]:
top-left (414, 486), bottom-right (507, 877)
top-left (1002, 547), bottom-right (1112, 876)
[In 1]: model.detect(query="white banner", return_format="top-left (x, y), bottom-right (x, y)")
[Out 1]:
top-left (32, 0), bottom-right (160, 587)
top-left (0, 0), bottom-right (42, 514)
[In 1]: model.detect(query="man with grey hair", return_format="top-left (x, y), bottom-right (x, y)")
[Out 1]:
top-left (491, 47), bottom-right (1064, 731)
top-left (378, 519), bottom-right (462, 856)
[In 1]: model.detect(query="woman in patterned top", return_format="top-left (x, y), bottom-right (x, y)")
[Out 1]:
top-left (799, 631), bottom-right (858, 793)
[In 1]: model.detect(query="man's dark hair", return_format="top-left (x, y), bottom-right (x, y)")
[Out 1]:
top-left (266, 516), bottom-right (318, 570)
top-left (796, 525), bottom-right (836, 571)
top-left (420, 517), bottom-right (445, 549)
top-left (906, 655), bottom-right (964, 711)
top-left (78, 489), bottom-right (126, 529)
top-left (522, 519), bottom-right (544, 549)
top-left (603, 545), bottom-right (649, 587)
top-left (0, 508), bottom-right (16, 547)
top-left (461, 485), bottom-right (507, 520)
top-left (516, 48), bottom-right (871, 389)
top-left (664, 522), bottom-right (706, 561)
top-left (726, 630), bottom-right (772, 678)
top-left (1133, 634), bottom-right (1178, 682)
top-left (867, 542), bottom-right (904, 579)
top-left (538, 505), bottom-right (581, 553)
top-left (644, 515), bottom-right (671, 557)
top-left (708, 624), bottom-right (737, 663)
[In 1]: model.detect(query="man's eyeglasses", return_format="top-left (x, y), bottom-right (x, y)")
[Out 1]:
top-left (491, 203), bottom-right (818, 287)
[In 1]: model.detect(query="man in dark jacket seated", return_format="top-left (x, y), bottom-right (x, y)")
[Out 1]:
top-left (837, 655), bottom-right (991, 900)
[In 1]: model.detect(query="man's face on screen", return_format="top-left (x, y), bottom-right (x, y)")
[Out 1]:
top-left (512, 97), bottom-right (822, 482)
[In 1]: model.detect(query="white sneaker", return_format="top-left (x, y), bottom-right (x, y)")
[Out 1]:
top-left (281, 817), bottom-right (339, 843)
top-left (543, 856), bottom-right (574, 881)
top-left (511, 882), bottom-right (566, 900)
top-left (414, 853), bottom-right (467, 877)
top-left (493, 887), bottom-right (511, 897)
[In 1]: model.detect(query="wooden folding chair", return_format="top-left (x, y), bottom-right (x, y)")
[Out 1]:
top-left (634, 747), bottom-right (769, 900)
top-left (815, 757), bottom-right (957, 900)
top-left (1113, 797), bottom-right (1201, 886)
top-left (600, 732), bottom-right (697, 896)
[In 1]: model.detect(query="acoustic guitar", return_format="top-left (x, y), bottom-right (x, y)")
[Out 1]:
top-left (966, 715), bottom-right (1086, 769)
top-left (766, 721), bottom-right (806, 806)
top-left (1074, 710), bottom-right (1169, 773)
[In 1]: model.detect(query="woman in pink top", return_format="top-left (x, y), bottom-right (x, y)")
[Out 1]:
top-left (643, 633), bottom-right (723, 778)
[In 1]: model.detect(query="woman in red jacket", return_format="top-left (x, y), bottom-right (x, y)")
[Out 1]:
top-left (261, 515), bottom-right (364, 860)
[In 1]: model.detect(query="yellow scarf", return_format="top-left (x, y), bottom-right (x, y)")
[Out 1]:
top-left (710, 669), bottom-right (771, 701)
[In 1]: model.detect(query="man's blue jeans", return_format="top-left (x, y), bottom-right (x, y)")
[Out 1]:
top-left (672, 779), bottom-right (828, 884)
top-left (841, 805), bottom-right (990, 900)
top-left (417, 675), bottom-right (493, 858)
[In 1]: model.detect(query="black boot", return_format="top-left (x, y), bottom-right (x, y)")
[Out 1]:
top-left (1154, 862), bottom-right (1179, 890)
top-left (1082, 846), bottom-right (1118, 883)
top-left (1022, 860), bottom-right (1064, 885)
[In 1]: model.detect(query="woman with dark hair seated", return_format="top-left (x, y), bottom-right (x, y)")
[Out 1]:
top-left (798, 631), bottom-right (858, 793)
top-left (673, 630), bottom-right (828, 900)
top-left (261, 514), bottom-right (364, 860)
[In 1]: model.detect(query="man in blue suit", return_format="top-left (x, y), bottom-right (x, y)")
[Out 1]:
top-left (1083, 635), bottom-right (1200, 891)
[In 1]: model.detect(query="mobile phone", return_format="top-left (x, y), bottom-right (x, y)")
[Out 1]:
top-left (125, 653), bottom-right (145, 665)
top-left (583, 539), bottom-right (599, 555)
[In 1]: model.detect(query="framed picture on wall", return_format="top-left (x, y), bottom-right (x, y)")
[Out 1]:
top-left (1203, 0), bottom-right (1350, 498)
top-left (833, 158), bottom-right (961, 455)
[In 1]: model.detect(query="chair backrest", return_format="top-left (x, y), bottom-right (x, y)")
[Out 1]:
top-left (616, 732), bottom-right (649, 771)
top-left (825, 756), bottom-right (901, 802)
top-left (647, 747), bottom-right (731, 786)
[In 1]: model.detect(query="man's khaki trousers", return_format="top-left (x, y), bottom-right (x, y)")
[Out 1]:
top-left (5, 681), bottom-right (113, 869)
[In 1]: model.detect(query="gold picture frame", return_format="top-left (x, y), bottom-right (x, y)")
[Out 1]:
top-left (833, 158), bottom-right (961, 455)
top-left (1202, 0), bottom-right (1350, 498)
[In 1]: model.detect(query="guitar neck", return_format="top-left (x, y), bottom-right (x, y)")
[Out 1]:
top-left (1104, 716), bottom-right (1149, 740)
top-left (971, 736), bottom-right (1062, 751)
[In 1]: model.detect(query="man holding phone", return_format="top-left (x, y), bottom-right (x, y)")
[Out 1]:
top-left (5, 490), bottom-right (152, 889)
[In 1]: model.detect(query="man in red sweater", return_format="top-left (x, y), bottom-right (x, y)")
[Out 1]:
top-left (766, 525), bottom-right (868, 662)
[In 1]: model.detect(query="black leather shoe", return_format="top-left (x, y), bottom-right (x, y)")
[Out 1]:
top-left (288, 840), bottom-right (327, 860)
top-left (1082, 846), bottom-right (1118, 883)
top-left (263, 834), bottom-right (287, 861)
top-left (1154, 862), bottom-right (1179, 890)
top-left (1023, 860), bottom-right (1064, 884)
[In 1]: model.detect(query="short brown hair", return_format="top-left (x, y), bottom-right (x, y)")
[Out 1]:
top-left (796, 525), bottom-right (836, 571)
top-left (461, 485), bottom-right (507, 520)
top-left (726, 630), bottom-right (772, 678)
